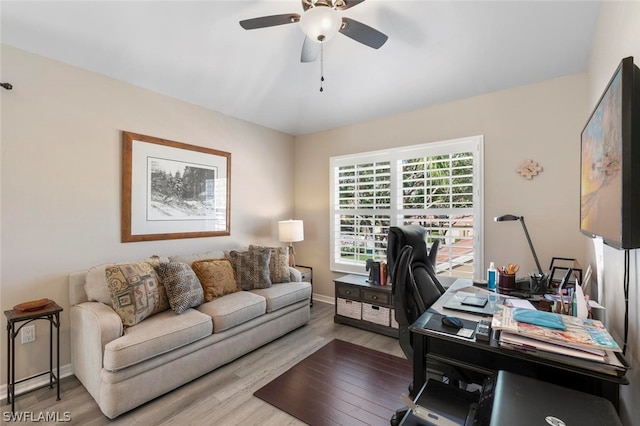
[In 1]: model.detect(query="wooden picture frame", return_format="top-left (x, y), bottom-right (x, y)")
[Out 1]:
top-left (121, 131), bottom-right (231, 242)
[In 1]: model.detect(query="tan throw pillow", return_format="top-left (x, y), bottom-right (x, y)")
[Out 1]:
top-left (85, 264), bottom-right (114, 306)
top-left (228, 249), bottom-right (271, 290)
top-left (157, 262), bottom-right (205, 314)
top-left (106, 262), bottom-right (167, 326)
top-left (192, 259), bottom-right (241, 302)
top-left (249, 245), bottom-right (291, 283)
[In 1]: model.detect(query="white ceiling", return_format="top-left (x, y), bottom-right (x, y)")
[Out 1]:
top-left (1, 0), bottom-right (600, 135)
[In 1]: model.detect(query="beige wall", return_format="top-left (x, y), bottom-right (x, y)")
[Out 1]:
top-left (586, 2), bottom-right (640, 424)
top-left (294, 74), bottom-right (588, 302)
top-left (0, 45), bottom-right (295, 384)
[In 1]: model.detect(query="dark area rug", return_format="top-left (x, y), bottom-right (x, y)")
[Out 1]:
top-left (254, 339), bottom-right (412, 426)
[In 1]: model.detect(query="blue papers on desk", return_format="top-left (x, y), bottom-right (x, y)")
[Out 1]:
top-left (492, 306), bottom-right (621, 353)
top-left (512, 308), bottom-right (566, 330)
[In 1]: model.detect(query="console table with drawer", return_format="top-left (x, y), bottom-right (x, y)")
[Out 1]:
top-left (333, 274), bottom-right (398, 338)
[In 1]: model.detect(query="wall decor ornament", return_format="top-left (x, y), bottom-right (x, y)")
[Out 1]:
top-left (121, 131), bottom-right (231, 242)
top-left (517, 159), bottom-right (542, 180)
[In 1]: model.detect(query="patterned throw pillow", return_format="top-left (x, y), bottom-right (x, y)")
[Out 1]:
top-left (157, 262), bottom-right (205, 314)
top-left (192, 259), bottom-right (241, 302)
top-left (249, 245), bottom-right (291, 283)
top-left (106, 262), bottom-right (168, 326)
top-left (228, 249), bottom-right (272, 290)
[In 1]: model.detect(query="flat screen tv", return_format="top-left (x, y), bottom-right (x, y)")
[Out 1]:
top-left (580, 56), bottom-right (640, 249)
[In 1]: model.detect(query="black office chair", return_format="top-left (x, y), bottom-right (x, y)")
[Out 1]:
top-left (389, 226), bottom-right (481, 425)
top-left (387, 240), bottom-right (445, 382)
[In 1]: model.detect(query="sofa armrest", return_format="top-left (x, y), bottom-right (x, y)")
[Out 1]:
top-left (289, 267), bottom-right (302, 282)
top-left (70, 302), bottom-right (123, 401)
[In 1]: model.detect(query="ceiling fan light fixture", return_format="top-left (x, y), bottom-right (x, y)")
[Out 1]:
top-left (299, 6), bottom-right (341, 43)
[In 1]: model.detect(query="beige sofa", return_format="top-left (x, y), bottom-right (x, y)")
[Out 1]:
top-left (68, 249), bottom-right (311, 418)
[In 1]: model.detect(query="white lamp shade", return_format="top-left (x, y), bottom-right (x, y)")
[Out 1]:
top-left (279, 220), bottom-right (304, 243)
top-left (299, 6), bottom-right (341, 42)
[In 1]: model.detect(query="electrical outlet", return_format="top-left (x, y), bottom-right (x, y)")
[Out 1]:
top-left (21, 324), bottom-right (36, 344)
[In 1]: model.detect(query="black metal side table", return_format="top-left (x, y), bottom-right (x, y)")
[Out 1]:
top-left (4, 300), bottom-right (63, 412)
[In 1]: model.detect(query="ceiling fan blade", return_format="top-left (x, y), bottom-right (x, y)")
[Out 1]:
top-left (239, 14), bottom-right (300, 30)
top-left (337, 0), bottom-right (366, 11)
top-left (301, 37), bottom-right (321, 62)
top-left (339, 17), bottom-right (388, 49)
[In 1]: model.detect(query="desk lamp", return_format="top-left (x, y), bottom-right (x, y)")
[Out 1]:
top-left (494, 215), bottom-right (546, 292)
top-left (278, 219), bottom-right (304, 267)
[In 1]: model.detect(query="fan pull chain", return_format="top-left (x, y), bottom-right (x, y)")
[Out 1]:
top-left (320, 43), bottom-right (325, 93)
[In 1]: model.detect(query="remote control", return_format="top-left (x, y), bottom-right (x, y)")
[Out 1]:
top-left (475, 319), bottom-right (491, 342)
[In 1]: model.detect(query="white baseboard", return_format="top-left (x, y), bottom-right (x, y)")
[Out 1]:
top-left (0, 364), bottom-right (73, 401)
top-left (313, 293), bottom-right (334, 305)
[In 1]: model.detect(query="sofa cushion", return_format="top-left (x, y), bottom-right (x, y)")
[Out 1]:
top-left (249, 245), bottom-right (291, 283)
top-left (157, 262), bottom-right (205, 314)
top-left (250, 282), bottom-right (312, 313)
top-left (103, 308), bottom-right (212, 371)
top-left (106, 262), bottom-right (169, 326)
top-left (196, 291), bottom-right (266, 333)
top-left (228, 249), bottom-right (271, 290)
top-left (192, 258), bottom-right (241, 302)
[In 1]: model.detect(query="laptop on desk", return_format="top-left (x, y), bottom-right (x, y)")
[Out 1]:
top-left (476, 371), bottom-right (621, 426)
top-left (443, 294), bottom-right (505, 317)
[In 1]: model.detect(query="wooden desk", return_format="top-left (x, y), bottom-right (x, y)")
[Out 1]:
top-left (409, 281), bottom-right (628, 411)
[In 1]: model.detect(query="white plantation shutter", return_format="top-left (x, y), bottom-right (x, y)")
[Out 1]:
top-left (330, 137), bottom-right (483, 278)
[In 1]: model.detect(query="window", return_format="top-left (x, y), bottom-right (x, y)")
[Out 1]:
top-left (330, 136), bottom-right (483, 279)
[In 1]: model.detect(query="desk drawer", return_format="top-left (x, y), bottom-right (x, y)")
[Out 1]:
top-left (336, 285), bottom-right (361, 300)
top-left (363, 290), bottom-right (390, 306)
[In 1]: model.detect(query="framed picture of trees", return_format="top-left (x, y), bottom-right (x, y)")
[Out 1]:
top-left (121, 131), bottom-right (231, 242)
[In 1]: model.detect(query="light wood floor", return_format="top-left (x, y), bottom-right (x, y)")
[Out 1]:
top-left (1, 302), bottom-right (405, 425)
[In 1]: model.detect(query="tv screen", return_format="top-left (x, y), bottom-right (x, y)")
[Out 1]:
top-left (580, 56), bottom-right (640, 249)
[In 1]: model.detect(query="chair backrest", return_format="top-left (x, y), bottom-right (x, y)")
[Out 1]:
top-left (387, 225), bottom-right (440, 282)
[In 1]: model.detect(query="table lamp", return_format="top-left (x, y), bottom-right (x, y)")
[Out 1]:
top-left (279, 219), bottom-right (304, 267)
top-left (494, 214), bottom-right (543, 275)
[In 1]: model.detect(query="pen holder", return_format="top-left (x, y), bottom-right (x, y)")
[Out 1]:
top-left (529, 273), bottom-right (549, 294)
top-left (498, 272), bottom-right (516, 293)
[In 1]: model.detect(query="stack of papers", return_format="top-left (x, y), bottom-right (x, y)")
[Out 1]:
top-left (491, 306), bottom-right (626, 376)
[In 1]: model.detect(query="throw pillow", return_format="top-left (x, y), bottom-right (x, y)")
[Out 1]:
top-left (192, 259), bottom-right (241, 302)
top-left (249, 245), bottom-right (291, 283)
top-left (85, 256), bottom-right (170, 309)
top-left (106, 262), bottom-right (167, 326)
top-left (85, 264), bottom-right (114, 306)
top-left (157, 262), bottom-right (205, 314)
top-left (168, 250), bottom-right (226, 266)
top-left (227, 249), bottom-right (272, 290)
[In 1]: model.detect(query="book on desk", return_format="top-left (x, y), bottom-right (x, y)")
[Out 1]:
top-left (491, 305), bottom-right (627, 376)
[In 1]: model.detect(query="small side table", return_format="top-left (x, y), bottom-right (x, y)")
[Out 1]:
top-left (4, 300), bottom-right (63, 412)
top-left (294, 265), bottom-right (313, 306)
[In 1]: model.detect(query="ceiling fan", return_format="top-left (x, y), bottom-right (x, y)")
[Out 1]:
top-left (239, 0), bottom-right (388, 63)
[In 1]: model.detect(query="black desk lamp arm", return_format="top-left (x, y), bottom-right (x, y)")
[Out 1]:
top-left (519, 217), bottom-right (544, 276)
